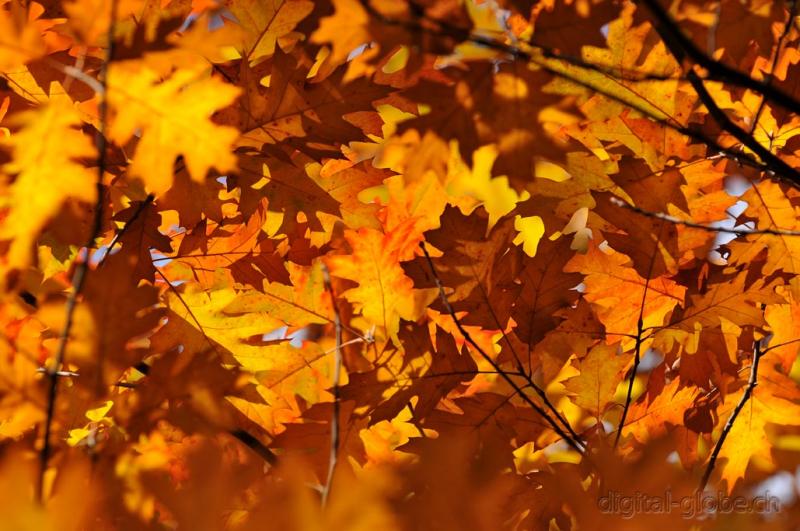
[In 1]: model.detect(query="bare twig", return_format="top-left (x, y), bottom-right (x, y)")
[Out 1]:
top-left (699, 339), bottom-right (762, 491)
top-left (35, 368), bottom-right (79, 378)
top-left (468, 262), bottom-right (583, 446)
top-left (37, 0), bottom-right (117, 503)
top-left (615, 220), bottom-right (664, 447)
top-left (420, 242), bottom-right (585, 453)
top-left (320, 263), bottom-right (343, 507)
top-left (609, 197), bottom-right (800, 237)
top-left (61, 47), bottom-right (87, 93)
top-left (97, 194), bottom-right (155, 268)
top-left (760, 337), bottom-right (800, 357)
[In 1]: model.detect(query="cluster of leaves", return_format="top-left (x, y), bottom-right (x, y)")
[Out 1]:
top-left (2, 0), bottom-right (800, 528)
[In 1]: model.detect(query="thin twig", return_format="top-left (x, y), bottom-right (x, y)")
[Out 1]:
top-left (699, 339), bottom-right (762, 491)
top-left (760, 337), bottom-right (800, 357)
top-left (420, 242), bottom-right (585, 453)
top-left (37, 0), bottom-right (117, 503)
top-left (468, 262), bottom-right (583, 446)
top-left (610, 197), bottom-right (800, 237)
top-left (97, 194), bottom-right (155, 268)
top-left (320, 263), bottom-right (343, 507)
top-left (229, 430), bottom-right (278, 466)
top-left (749, 0), bottom-right (798, 135)
top-left (615, 220), bottom-right (664, 447)
top-left (61, 47), bottom-right (87, 93)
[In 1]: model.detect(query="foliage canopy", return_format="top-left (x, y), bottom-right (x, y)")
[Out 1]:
top-left (2, 0), bottom-right (800, 528)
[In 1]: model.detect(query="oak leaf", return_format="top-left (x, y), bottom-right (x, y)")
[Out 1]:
top-left (0, 101), bottom-right (96, 273)
top-left (107, 64), bottom-right (240, 195)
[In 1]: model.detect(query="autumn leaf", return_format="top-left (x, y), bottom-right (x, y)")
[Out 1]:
top-left (2, 0), bottom-right (800, 526)
top-left (224, 0), bottom-right (314, 64)
top-left (716, 381), bottom-right (800, 493)
top-left (565, 342), bottom-right (629, 418)
top-left (565, 242), bottom-right (685, 340)
top-left (0, 1), bottom-right (46, 71)
top-left (107, 64), bottom-right (240, 195)
top-left (327, 224), bottom-right (436, 339)
top-left (0, 101), bottom-right (96, 273)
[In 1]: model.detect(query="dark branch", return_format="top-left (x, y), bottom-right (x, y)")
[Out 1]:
top-left (639, 0), bottom-right (800, 187)
top-left (686, 69), bottom-right (800, 186)
top-left (37, 0), bottom-right (117, 503)
top-left (420, 242), bottom-right (585, 453)
top-left (749, 0), bottom-right (799, 135)
top-left (361, 0), bottom-right (800, 190)
top-left (638, 0), bottom-right (800, 118)
top-left (615, 220), bottom-right (664, 447)
top-left (229, 429), bottom-right (278, 466)
top-left (699, 339), bottom-right (762, 491)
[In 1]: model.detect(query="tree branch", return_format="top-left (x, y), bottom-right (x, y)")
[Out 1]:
top-left (610, 196), bottom-right (800, 237)
top-left (229, 429), bottom-right (278, 466)
top-left (749, 0), bottom-right (799, 135)
top-left (699, 339), bottom-right (762, 491)
top-left (420, 242), bottom-right (585, 453)
top-left (615, 220), bottom-right (664, 447)
top-left (320, 263), bottom-right (343, 507)
top-left (37, 0), bottom-right (117, 503)
top-left (638, 0), bottom-right (800, 117)
top-left (639, 0), bottom-right (800, 187)
top-left (361, 0), bottom-right (800, 190)
top-left (686, 69), bottom-right (800, 186)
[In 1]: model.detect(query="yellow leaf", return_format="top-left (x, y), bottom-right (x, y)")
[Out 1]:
top-left (718, 384), bottom-right (800, 493)
top-left (327, 225), bottom-right (435, 340)
top-left (67, 428), bottom-right (92, 447)
top-left (565, 242), bottom-right (685, 342)
top-left (0, 102), bottom-right (96, 272)
top-left (447, 144), bottom-right (529, 228)
top-left (107, 65), bottom-right (240, 195)
top-left (564, 343), bottom-right (629, 417)
top-left (64, 0), bottom-right (144, 45)
top-left (225, 0), bottom-right (314, 63)
top-left (163, 279), bottom-right (289, 368)
top-left (85, 400), bottom-right (114, 422)
top-left (728, 180), bottom-right (800, 282)
top-left (513, 215), bottom-right (545, 257)
top-left (0, 1), bottom-right (45, 71)
top-left (310, 0), bottom-right (370, 65)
